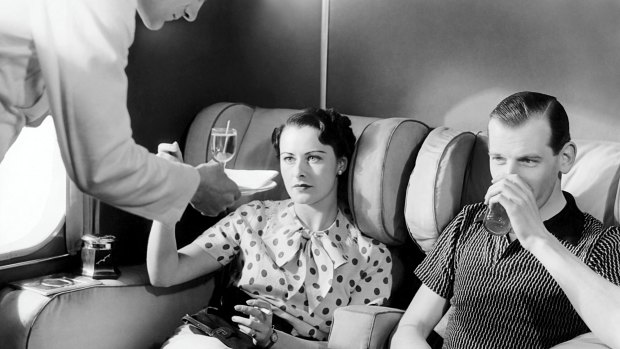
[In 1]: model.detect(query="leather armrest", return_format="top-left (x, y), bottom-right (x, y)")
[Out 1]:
top-left (328, 305), bottom-right (404, 349)
top-left (551, 332), bottom-right (611, 349)
top-left (0, 265), bottom-right (214, 349)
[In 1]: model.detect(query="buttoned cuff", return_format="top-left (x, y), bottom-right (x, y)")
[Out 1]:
top-left (20, 90), bottom-right (50, 126)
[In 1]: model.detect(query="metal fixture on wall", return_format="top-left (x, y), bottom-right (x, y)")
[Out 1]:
top-left (320, 0), bottom-right (330, 109)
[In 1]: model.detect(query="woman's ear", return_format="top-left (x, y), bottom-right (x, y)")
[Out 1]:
top-left (559, 141), bottom-right (577, 174)
top-left (337, 157), bottom-right (348, 175)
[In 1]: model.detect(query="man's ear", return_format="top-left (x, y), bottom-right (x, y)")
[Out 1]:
top-left (559, 141), bottom-right (577, 174)
top-left (338, 157), bottom-right (348, 174)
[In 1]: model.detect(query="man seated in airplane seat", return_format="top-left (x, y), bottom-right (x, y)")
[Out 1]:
top-left (390, 91), bottom-right (620, 349)
top-left (148, 108), bottom-right (393, 349)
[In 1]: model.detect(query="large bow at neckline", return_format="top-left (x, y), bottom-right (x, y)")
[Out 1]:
top-left (267, 222), bottom-right (348, 313)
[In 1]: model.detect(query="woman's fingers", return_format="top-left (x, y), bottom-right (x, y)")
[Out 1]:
top-left (231, 305), bottom-right (270, 329)
top-left (234, 304), bottom-right (268, 320)
top-left (156, 151), bottom-right (179, 162)
top-left (236, 323), bottom-right (259, 340)
top-left (231, 316), bottom-right (267, 343)
top-left (247, 299), bottom-right (272, 310)
top-left (231, 300), bottom-right (274, 345)
top-left (157, 141), bottom-right (184, 162)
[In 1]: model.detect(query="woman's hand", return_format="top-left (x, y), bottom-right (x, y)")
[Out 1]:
top-left (231, 299), bottom-right (274, 348)
top-left (157, 141), bottom-right (184, 163)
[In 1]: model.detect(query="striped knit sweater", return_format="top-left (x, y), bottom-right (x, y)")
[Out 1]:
top-left (416, 192), bottom-right (620, 349)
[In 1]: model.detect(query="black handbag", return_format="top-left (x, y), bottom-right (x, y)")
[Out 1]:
top-left (181, 287), bottom-right (297, 348)
top-left (182, 306), bottom-right (256, 349)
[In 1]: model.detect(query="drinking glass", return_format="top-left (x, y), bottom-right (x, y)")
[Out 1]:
top-left (210, 127), bottom-right (237, 166)
top-left (483, 202), bottom-right (511, 236)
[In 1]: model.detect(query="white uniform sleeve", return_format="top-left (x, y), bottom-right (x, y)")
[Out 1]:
top-left (29, 0), bottom-right (199, 225)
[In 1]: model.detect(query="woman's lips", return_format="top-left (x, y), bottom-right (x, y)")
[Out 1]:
top-left (293, 184), bottom-right (311, 189)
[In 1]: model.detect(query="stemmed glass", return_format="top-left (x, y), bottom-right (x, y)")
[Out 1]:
top-left (210, 127), bottom-right (237, 167)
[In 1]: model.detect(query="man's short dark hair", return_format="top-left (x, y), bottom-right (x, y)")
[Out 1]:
top-left (490, 91), bottom-right (571, 154)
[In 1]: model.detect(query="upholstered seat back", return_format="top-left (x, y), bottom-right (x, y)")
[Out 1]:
top-left (185, 102), bottom-right (429, 246)
top-left (563, 140), bottom-right (620, 227)
top-left (404, 127), bottom-right (489, 252)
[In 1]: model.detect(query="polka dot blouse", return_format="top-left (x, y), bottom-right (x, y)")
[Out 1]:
top-left (193, 199), bottom-right (392, 340)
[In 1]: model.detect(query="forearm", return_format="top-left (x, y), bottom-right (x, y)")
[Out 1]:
top-left (390, 323), bottom-right (432, 349)
top-left (147, 221), bottom-right (181, 287)
top-left (389, 284), bottom-right (445, 349)
top-left (530, 237), bottom-right (620, 348)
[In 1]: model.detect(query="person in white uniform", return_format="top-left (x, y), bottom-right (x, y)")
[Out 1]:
top-left (0, 0), bottom-right (240, 226)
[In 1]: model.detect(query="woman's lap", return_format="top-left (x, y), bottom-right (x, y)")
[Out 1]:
top-left (161, 324), bottom-right (232, 349)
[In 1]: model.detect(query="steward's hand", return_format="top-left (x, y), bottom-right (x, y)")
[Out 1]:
top-left (190, 161), bottom-right (241, 216)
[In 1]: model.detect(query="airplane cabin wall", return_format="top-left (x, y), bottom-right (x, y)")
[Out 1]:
top-left (105, 0), bottom-right (620, 265)
top-left (328, 0), bottom-right (620, 141)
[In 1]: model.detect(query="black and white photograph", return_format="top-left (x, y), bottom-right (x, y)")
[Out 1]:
top-left (1, 1), bottom-right (619, 348)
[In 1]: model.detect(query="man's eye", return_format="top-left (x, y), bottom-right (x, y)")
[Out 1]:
top-left (491, 156), bottom-right (505, 163)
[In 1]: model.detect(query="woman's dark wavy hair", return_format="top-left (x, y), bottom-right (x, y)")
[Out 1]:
top-left (490, 91), bottom-right (570, 155)
top-left (271, 108), bottom-right (356, 206)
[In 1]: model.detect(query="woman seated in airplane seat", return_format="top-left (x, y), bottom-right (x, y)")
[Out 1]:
top-left (147, 108), bottom-right (393, 349)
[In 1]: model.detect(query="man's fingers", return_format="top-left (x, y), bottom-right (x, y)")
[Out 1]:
top-left (191, 162), bottom-right (241, 216)
top-left (485, 175), bottom-right (534, 207)
top-left (503, 175), bottom-right (537, 205)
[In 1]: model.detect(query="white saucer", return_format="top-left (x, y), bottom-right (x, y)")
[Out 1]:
top-left (225, 169), bottom-right (279, 190)
top-left (240, 180), bottom-right (277, 196)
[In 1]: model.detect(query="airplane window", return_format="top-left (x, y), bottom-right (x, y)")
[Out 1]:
top-left (0, 117), bottom-right (66, 260)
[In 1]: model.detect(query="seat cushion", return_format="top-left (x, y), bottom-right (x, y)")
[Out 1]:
top-left (328, 305), bottom-right (404, 349)
top-left (0, 265), bottom-right (214, 349)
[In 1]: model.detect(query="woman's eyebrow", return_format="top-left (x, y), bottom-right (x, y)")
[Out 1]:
top-left (305, 150), bottom-right (327, 155)
top-left (280, 150), bottom-right (327, 156)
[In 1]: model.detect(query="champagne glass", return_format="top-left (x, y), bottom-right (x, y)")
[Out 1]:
top-left (483, 202), bottom-right (511, 236)
top-left (210, 127), bottom-right (237, 167)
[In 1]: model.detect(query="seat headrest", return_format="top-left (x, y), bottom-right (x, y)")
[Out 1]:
top-left (185, 102), bottom-right (429, 246)
top-left (349, 118), bottom-right (429, 246)
top-left (185, 103), bottom-right (294, 202)
top-left (563, 140), bottom-right (620, 227)
top-left (405, 127), bottom-right (488, 252)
